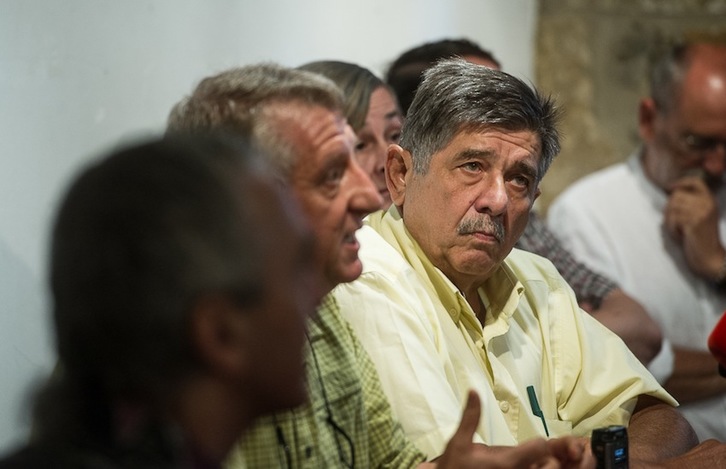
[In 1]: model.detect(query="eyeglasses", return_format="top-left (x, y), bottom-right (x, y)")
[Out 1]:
top-left (678, 133), bottom-right (726, 159)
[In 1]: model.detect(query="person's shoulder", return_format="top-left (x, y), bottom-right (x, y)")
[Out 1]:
top-left (505, 247), bottom-right (562, 278)
top-left (357, 224), bottom-right (394, 253)
top-left (310, 294), bottom-right (349, 336)
top-left (555, 162), bottom-right (631, 202)
top-left (505, 248), bottom-right (580, 294)
top-left (356, 224), bottom-right (410, 276)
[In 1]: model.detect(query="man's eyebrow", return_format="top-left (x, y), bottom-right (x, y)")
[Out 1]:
top-left (453, 149), bottom-right (540, 179)
top-left (511, 160), bottom-right (539, 181)
top-left (453, 148), bottom-right (496, 162)
top-left (313, 149), bottom-right (349, 181)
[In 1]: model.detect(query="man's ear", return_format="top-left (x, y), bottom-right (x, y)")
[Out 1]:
top-left (386, 144), bottom-right (413, 207)
top-left (638, 97), bottom-right (658, 142)
top-left (190, 294), bottom-right (250, 379)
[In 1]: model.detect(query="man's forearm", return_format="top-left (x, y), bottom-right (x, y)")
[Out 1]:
top-left (590, 289), bottom-right (662, 365)
top-left (628, 396), bottom-right (698, 462)
top-left (664, 347), bottom-right (726, 403)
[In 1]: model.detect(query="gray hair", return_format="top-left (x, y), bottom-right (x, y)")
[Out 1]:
top-left (167, 63), bottom-right (345, 176)
top-left (649, 42), bottom-right (696, 114)
top-left (399, 59), bottom-right (560, 182)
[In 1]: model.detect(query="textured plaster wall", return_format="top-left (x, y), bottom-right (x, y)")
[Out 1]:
top-left (535, 0), bottom-right (726, 211)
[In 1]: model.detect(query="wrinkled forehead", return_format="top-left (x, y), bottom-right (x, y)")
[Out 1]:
top-left (428, 125), bottom-right (544, 178)
top-left (442, 123), bottom-right (542, 154)
top-left (265, 100), bottom-right (347, 136)
top-left (263, 100), bottom-right (349, 151)
top-left (263, 102), bottom-right (353, 172)
top-left (263, 99), bottom-right (337, 125)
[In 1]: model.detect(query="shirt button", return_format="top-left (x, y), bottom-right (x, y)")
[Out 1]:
top-left (499, 401), bottom-right (510, 412)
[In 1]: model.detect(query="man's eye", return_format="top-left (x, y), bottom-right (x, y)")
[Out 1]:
top-left (461, 162), bottom-right (481, 172)
top-left (684, 134), bottom-right (724, 152)
top-left (510, 175), bottom-right (531, 189)
top-left (327, 167), bottom-right (344, 183)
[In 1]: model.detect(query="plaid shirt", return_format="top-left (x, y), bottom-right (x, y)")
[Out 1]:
top-left (516, 212), bottom-right (617, 309)
top-left (225, 295), bottom-right (425, 469)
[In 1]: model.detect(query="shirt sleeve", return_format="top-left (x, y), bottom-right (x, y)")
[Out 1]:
top-left (334, 270), bottom-right (485, 458)
top-left (536, 264), bottom-right (677, 434)
top-left (343, 317), bottom-right (428, 467)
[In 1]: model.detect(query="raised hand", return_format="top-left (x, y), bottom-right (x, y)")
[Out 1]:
top-left (430, 390), bottom-right (595, 469)
top-left (664, 175), bottom-right (725, 281)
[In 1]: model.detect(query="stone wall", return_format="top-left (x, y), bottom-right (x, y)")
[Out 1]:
top-left (535, 0), bottom-right (726, 211)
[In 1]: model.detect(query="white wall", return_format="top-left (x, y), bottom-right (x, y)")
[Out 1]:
top-left (0, 0), bottom-right (536, 452)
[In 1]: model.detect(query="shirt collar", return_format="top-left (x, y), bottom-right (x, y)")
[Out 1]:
top-left (369, 206), bottom-right (524, 339)
top-left (628, 147), bottom-right (668, 213)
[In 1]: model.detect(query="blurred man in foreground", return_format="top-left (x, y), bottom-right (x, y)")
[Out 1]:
top-left (0, 135), bottom-right (318, 467)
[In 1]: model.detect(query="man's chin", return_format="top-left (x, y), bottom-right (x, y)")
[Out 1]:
top-left (327, 261), bottom-right (364, 287)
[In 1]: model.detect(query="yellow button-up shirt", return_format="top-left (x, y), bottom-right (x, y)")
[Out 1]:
top-left (333, 207), bottom-right (675, 459)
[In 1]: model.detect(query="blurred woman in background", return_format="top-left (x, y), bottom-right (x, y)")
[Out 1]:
top-left (299, 61), bottom-right (402, 208)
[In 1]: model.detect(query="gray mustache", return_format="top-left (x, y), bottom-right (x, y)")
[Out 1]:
top-left (457, 216), bottom-right (505, 242)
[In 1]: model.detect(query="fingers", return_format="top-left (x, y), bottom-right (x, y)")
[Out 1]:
top-left (452, 390), bottom-right (481, 445)
top-left (504, 438), bottom-right (554, 468)
top-left (444, 392), bottom-right (552, 468)
top-left (546, 436), bottom-right (579, 460)
top-left (436, 390), bottom-right (481, 467)
top-left (666, 177), bottom-right (713, 224)
top-left (667, 174), bottom-right (709, 195)
top-left (664, 178), bottom-right (714, 242)
top-left (546, 436), bottom-right (595, 469)
top-left (536, 457), bottom-right (562, 469)
top-left (435, 391), bottom-right (483, 468)
top-left (444, 393), bottom-right (595, 469)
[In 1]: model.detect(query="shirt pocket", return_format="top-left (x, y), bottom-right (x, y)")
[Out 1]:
top-left (545, 418), bottom-right (573, 437)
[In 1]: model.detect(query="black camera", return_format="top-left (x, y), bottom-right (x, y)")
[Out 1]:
top-left (591, 425), bottom-right (628, 469)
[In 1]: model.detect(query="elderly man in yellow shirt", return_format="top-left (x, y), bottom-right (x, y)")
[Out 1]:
top-left (333, 59), bottom-right (716, 466)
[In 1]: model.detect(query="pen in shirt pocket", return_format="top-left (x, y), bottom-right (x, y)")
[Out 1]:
top-left (527, 385), bottom-right (549, 437)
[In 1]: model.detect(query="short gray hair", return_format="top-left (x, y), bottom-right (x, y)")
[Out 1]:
top-left (400, 59), bottom-right (560, 182)
top-left (167, 63), bottom-right (345, 176)
top-left (649, 42), bottom-right (697, 115)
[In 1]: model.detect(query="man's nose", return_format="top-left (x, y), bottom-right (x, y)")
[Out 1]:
top-left (703, 146), bottom-right (726, 178)
top-left (350, 157), bottom-right (383, 214)
top-left (475, 176), bottom-right (508, 215)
